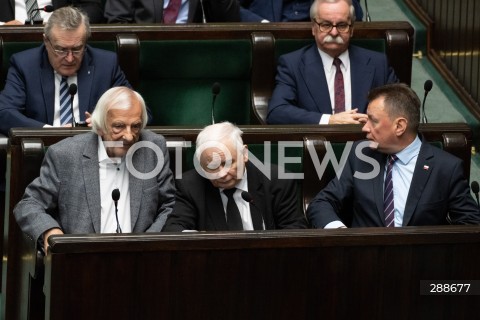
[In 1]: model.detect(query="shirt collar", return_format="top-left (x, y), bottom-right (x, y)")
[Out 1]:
top-left (97, 135), bottom-right (122, 165)
top-left (395, 135), bottom-right (421, 165)
top-left (318, 49), bottom-right (350, 73)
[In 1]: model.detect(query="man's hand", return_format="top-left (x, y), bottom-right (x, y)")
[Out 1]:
top-left (4, 20), bottom-right (23, 25)
top-left (43, 228), bottom-right (64, 253)
top-left (329, 108), bottom-right (367, 124)
top-left (85, 111), bottom-right (93, 127)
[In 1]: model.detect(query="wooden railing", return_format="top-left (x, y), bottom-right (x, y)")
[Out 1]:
top-left (405, 0), bottom-right (480, 120)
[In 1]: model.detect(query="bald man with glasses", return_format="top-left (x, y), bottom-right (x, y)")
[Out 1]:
top-left (0, 6), bottom-right (137, 135)
top-left (267, 0), bottom-right (398, 125)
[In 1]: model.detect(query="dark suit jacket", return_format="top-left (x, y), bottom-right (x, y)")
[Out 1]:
top-left (0, 44), bottom-right (132, 135)
top-left (0, 0), bottom-right (104, 23)
top-left (307, 141), bottom-right (480, 228)
top-left (163, 162), bottom-right (308, 231)
top-left (266, 44), bottom-right (398, 124)
top-left (104, 0), bottom-right (240, 23)
top-left (239, 0), bottom-right (363, 22)
top-left (14, 130), bottom-right (176, 243)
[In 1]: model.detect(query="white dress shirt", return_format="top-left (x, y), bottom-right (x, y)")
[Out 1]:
top-left (98, 136), bottom-right (132, 233)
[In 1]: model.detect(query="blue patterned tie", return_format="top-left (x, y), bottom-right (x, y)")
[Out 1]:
top-left (25, 0), bottom-right (41, 21)
top-left (384, 154), bottom-right (398, 227)
top-left (59, 76), bottom-right (72, 125)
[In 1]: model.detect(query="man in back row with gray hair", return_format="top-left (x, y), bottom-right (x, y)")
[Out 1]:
top-left (267, 0), bottom-right (398, 125)
top-left (0, 6), bottom-right (137, 136)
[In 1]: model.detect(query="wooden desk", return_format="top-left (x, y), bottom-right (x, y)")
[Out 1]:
top-left (43, 226), bottom-right (480, 319)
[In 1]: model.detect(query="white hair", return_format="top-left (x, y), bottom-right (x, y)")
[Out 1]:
top-left (91, 86), bottom-right (147, 135)
top-left (195, 122), bottom-right (244, 161)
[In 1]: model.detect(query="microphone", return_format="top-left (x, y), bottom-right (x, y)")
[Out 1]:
top-left (111, 189), bottom-right (122, 233)
top-left (211, 82), bottom-right (221, 124)
top-left (364, 0), bottom-right (371, 22)
top-left (27, 5), bottom-right (54, 25)
top-left (421, 80), bottom-right (433, 124)
top-left (241, 191), bottom-right (253, 204)
top-left (471, 181), bottom-right (479, 208)
top-left (199, 0), bottom-right (207, 23)
top-left (241, 191), bottom-right (267, 230)
top-left (68, 83), bottom-right (78, 127)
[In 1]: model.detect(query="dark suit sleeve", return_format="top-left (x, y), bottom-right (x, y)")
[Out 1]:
top-left (239, 0), bottom-right (267, 22)
top-left (270, 168), bottom-right (308, 229)
top-left (144, 134), bottom-right (177, 232)
top-left (76, 0), bottom-right (105, 23)
top-left (162, 177), bottom-right (199, 231)
top-left (14, 144), bottom-right (64, 243)
top-left (54, 0), bottom-right (105, 23)
top-left (104, 0), bottom-right (136, 23)
top-left (0, 55), bottom-right (47, 135)
top-left (445, 160), bottom-right (480, 224)
top-left (267, 54), bottom-right (323, 124)
top-left (203, 0), bottom-right (240, 22)
top-left (307, 152), bottom-right (356, 228)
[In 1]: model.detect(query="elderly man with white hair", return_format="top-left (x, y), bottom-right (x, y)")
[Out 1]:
top-left (163, 121), bottom-right (307, 231)
top-left (14, 86), bottom-right (175, 253)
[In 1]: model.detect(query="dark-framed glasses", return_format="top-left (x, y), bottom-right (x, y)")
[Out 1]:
top-left (45, 37), bottom-right (85, 58)
top-left (312, 20), bottom-right (351, 33)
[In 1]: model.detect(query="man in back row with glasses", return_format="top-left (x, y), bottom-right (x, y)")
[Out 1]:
top-left (0, 6), bottom-right (137, 136)
top-left (267, 0), bottom-right (398, 125)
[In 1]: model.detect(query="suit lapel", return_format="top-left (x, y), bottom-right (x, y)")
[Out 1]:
top-left (246, 163), bottom-right (266, 230)
top-left (204, 181), bottom-right (228, 230)
top-left (82, 133), bottom-right (102, 232)
top-left (301, 45), bottom-right (332, 113)
top-left (403, 143), bottom-right (433, 225)
top-left (77, 47), bottom-right (94, 121)
top-left (155, 0), bottom-right (165, 22)
top-left (40, 46), bottom-right (55, 124)
top-left (128, 137), bottom-right (146, 230)
top-left (349, 46), bottom-right (374, 111)
top-left (374, 153), bottom-right (387, 226)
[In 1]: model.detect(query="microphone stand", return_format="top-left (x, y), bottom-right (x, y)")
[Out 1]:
top-left (114, 202), bottom-right (122, 233)
top-left (421, 94), bottom-right (428, 124)
top-left (364, 0), bottom-right (372, 22)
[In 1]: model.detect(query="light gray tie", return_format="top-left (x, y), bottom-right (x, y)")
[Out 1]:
top-left (25, 0), bottom-right (41, 21)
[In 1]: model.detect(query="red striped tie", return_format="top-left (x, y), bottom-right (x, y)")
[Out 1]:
top-left (333, 58), bottom-right (345, 114)
top-left (163, 0), bottom-right (182, 24)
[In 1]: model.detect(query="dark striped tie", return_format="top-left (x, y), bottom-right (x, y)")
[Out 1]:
top-left (25, 0), bottom-right (41, 21)
top-left (384, 154), bottom-right (398, 227)
top-left (59, 76), bottom-right (72, 125)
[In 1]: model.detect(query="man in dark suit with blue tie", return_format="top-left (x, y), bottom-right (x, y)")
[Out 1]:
top-left (267, 0), bottom-right (398, 125)
top-left (0, 6), bottom-right (133, 135)
top-left (307, 83), bottom-right (480, 228)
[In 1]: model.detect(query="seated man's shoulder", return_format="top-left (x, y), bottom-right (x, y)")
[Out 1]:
top-left (11, 46), bottom-right (43, 63)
